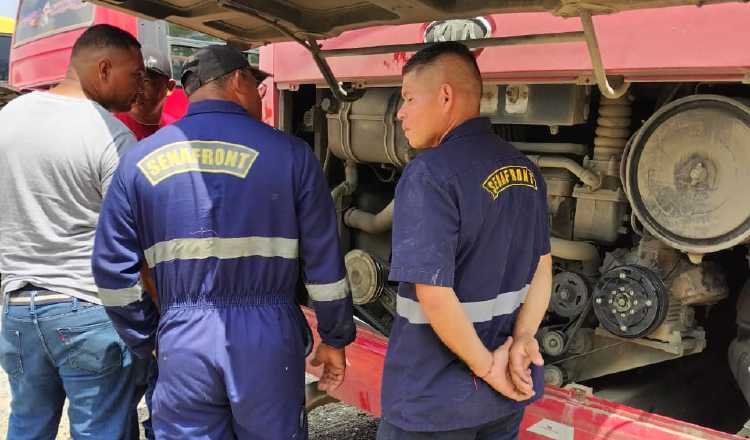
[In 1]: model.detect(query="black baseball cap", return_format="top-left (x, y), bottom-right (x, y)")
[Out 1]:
top-left (142, 47), bottom-right (172, 79)
top-left (180, 45), bottom-right (271, 95)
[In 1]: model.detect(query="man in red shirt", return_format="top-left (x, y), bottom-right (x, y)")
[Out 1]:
top-left (117, 47), bottom-right (176, 140)
top-left (115, 49), bottom-right (174, 440)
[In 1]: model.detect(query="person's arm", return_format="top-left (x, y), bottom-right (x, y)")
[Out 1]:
top-left (416, 284), bottom-right (532, 401)
top-left (295, 143), bottom-right (356, 392)
top-left (509, 171), bottom-right (553, 394)
top-left (92, 167), bottom-right (159, 359)
top-left (509, 254), bottom-right (552, 393)
top-left (415, 284), bottom-right (492, 376)
top-left (390, 162), bottom-right (531, 401)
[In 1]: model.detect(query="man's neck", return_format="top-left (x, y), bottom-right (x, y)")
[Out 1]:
top-left (48, 78), bottom-right (88, 102)
top-left (437, 112), bottom-right (479, 145)
top-left (129, 104), bottom-right (164, 125)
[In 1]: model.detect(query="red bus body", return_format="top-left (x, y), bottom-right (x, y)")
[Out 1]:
top-left (260, 4), bottom-right (750, 126)
top-left (8, 6), bottom-right (187, 119)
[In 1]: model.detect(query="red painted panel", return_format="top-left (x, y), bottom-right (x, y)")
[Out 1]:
top-left (9, 6), bottom-right (138, 90)
top-left (303, 307), bottom-right (743, 439)
top-left (268, 4), bottom-right (750, 86)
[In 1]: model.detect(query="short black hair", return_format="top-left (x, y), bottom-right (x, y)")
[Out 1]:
top-left (71, 24), bottom-right (141, 58)
top-left (402, 41), bottom-right (480, 80)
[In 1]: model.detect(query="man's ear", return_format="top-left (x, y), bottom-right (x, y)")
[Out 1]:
top-left (98, 58), bottom-right (112, 82)
top-left (440, 83), bottom-right (453, 111)
top-left (166, 79), bottom-right (177, 95)
top-left (231, 69), bottom-right (246, 95)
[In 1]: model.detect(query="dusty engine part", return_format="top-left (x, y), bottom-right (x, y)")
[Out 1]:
top-left (648, 300), bottom-right (696, 341)
top-left (541, 330), bottom-right (567, 356)
top-left (550, 237), bottom-right (600, 276)
top-left (543, 365), bottom-right (568, 387)
top-left (527, 155), bottom-right (601, 190)
top-left (543, 168), bottom-right (576, 199)
top-left (485, 84), bottom-right (590, 126)
top-left (573, 95), bottom-right (631, 245)
top-left (345, 249), bottom-right (387, 305)
top-left (327, 88), bottom-right (412, 166)
top-left (608, 235), bottom-right (728, 307)
top-left (667, 260), bottom-right (728, 306)
top-left (551, 271), bottom-right (591, 318)
top-left (541, 168), bottom-right (577, 240)
top-left (594, 95), bottom-right (632, 161)
top-left (344, 200), bottom-right (394, 234)
top-left (731, 282), bottom-right (750, 410)
top-left (593, 265), bottom-right (669, 339)
top-left (625, 95), bottom-right (750, 254)
top-left (568, 328), bottom-right (594, 355)
top-left (737, 281), bottom-right (750, 338)
top-left (512, 142), bottom-right (588, 156)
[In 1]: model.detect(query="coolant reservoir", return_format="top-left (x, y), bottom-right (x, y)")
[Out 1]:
top-left (624, 95), bottom-right (750, 254)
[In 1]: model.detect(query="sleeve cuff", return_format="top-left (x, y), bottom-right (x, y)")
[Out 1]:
top-left (388, 266), bottom-right (454, 288)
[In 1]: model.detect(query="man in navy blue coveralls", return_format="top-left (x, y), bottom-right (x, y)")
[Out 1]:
top-left (378, 42), bottom-right (553, 439)
top-left (92, 45), bottom-right (356, 439)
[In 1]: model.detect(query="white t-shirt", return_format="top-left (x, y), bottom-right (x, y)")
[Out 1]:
top-left (0, 91), bottom-right (136, 304)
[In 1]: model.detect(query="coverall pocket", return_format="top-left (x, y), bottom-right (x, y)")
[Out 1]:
top-left (0, 329), bottom-right (23, 378)
top-left (58, 320), bottom-right (125, 375)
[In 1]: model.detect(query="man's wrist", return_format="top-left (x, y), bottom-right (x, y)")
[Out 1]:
top-left (470, 350), bottom-right (494, 378)
top-left (512, 329), bottom-right (537, 340)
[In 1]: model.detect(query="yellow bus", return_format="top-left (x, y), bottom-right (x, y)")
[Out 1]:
top-left (1, 16), bottom-right (16, 103)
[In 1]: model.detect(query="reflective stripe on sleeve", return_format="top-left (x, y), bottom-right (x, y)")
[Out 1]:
top-left (98, 285), bottom-right (144, 307)
top-left (306, 278), bottom-right (349, 302)
top-left (396, 284), bottom-right (529, 325)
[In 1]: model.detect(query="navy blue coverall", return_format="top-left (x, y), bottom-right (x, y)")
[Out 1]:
top-left (92, 100), bottom-right (356, 439)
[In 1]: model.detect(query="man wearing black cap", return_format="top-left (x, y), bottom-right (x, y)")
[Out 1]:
top-left (91, 44), bottom-right (356, 439)
top-left (116, 47), bottom-right (177, 141)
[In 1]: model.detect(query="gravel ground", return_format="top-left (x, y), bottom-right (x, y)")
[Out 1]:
top-left (0, 370), bottom-right (377, 439)
top-left (308, 402), bottom-right (378, 440)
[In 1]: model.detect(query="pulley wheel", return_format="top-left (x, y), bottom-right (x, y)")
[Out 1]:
top-left (540, 330), bottom-right (567, 357)
top-left (345, 250), bottom-right (385, 305)
top-left (544, 365), bottom-right (567, 387)
top-left (593, 265), bottom-right (669, 339)
top-left (551, 272), bottom-right (591, 318)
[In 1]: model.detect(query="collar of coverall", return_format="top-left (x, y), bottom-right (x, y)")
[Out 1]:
top-left (185, 99), bottom-right (249, 117)
top-left (440, 116), bottom-right (493, 145)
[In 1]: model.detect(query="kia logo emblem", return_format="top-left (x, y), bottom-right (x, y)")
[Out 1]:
top-left (424, 17), bottom-right (492, 43)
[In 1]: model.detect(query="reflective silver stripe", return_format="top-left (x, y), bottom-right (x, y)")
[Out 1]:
top-left (98, 285), bottom-right (143, 307)
top-left (306, 278), bottom-right (349, 302)
top-left (396, 285), bottom-right (529, 325)
top-left (143, 236), bottom-right (299, 268)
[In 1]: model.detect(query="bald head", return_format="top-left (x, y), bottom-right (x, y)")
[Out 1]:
top-left (397, 42), bottom-right (483, 149)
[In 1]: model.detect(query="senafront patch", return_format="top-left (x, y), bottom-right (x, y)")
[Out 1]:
top-left (482, 165), bottom-right (537, 200)
top-left (137, 141), bottom-right (259, 185)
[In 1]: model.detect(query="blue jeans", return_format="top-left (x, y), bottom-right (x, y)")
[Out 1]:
top-left (0, 294), bottom-right (146, 440)
top-left (142, 356), bottom-right (158, 440)
top-left (377, 410), bottom-right (524, 440)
